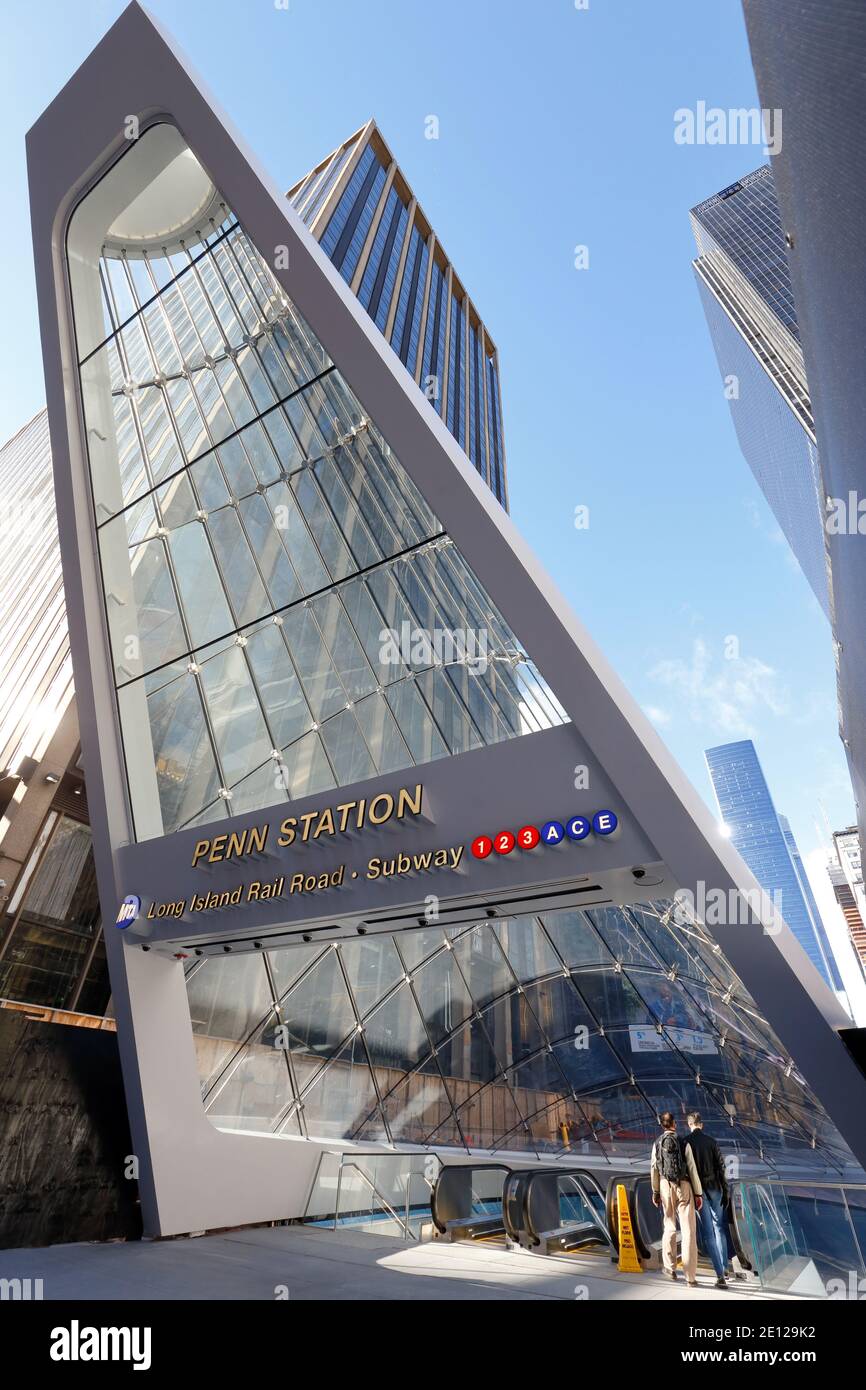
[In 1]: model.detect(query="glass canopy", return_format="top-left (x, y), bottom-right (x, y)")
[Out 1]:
top-left (185, 898), bottom-right (858, 1176)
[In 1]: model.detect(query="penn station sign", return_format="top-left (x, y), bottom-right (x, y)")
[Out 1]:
top-left (189, 784), bottom-right (425, 868)
top-left (110, 724), bottom-right (664, 949)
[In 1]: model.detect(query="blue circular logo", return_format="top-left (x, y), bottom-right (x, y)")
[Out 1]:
top-left (592, 810), bottom-right (618, 836)
top-left (566, 815), bottom-right (591, 841)
top-left (541, 820), bottom-right (565, 846)
top-left (115, 894), bottom-right (141, 928)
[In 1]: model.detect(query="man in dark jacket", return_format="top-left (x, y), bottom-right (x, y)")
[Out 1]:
top-left (683, 1111), bottom-right (729, 1288)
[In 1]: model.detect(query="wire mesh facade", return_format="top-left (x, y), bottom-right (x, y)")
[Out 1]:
top-left (186, 898), bottom-right (856, 1174)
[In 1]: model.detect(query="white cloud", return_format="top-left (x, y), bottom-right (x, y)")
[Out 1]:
top-left (647, 637), bottom-right (789, 737)
top-left (643, 705), bottom-right (671, 727)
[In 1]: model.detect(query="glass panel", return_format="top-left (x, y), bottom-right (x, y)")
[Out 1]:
top-left (363, 984), bottom-right (432, 1072)
top-left (205, 1020), bottom-right (294, 1133)
top-left (411, 949), bottom-right (474, 1044)
top-left (135, 672), bottom-right (221, 832)
top-left (188, 953), bottom-right (274, 1094)
top-left (340, 937), bottom-right (405, 1019)
top-left (0, 817), bottom-right (102, 1011)
top-left (541, 909), bottom-right (612, 968)
top-left (492, 916), bottom-right (563, 982)
top-left (198, 644), bottom-right (273, 788)
top-left (299, 1035), bottom-right (381, 1140)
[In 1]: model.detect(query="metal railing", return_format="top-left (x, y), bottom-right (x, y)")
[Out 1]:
top-left (303, 1148), bottom-right (439, 1240)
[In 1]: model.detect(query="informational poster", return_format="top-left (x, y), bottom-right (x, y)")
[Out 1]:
top-left (628, 1025), bottom-right (718, 1056)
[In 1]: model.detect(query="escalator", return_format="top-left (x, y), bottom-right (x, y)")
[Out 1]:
top-left (506, 1166), bottom-right (616, 1256)
top-left (431, 1163), bottom-right (617, 1256)
top-left (431, 1162), bottom-right (511, 1242)
top-left (431, 1162), bottom-right (754, 1275)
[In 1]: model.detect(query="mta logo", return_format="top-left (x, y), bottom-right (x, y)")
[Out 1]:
top-left (115, 894), bottom-right (140, 928)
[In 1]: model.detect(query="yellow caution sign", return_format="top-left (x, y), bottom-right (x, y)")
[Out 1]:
top-left (616, 1183), bottom-right (643, 1273)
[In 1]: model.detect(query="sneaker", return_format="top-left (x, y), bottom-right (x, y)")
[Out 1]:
top-left (714, 1277), bottom-right (728, 1289)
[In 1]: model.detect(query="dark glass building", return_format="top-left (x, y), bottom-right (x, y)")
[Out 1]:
top-left (690, 166), bottom-right (828, 617)
top-left (289, 121), bottom-right (508, 508)
top-left (706, 739), bottom-right (841, 991)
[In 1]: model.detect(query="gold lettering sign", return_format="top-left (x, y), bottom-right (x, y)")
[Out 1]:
top-left (190, 783), bottom-right (424, 868)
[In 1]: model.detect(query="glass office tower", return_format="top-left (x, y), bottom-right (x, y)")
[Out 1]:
top-left (289, 122), bottom-right (508, 508)
top-left (706, 740), bottom-right (841, 990)
top-left (691, 167), bottom-right (829, 618)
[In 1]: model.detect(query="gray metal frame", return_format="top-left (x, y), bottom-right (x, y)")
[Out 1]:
top-left (26, 1), bottom-right (866, 1234)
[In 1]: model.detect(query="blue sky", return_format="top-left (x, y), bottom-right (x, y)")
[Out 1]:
top-left (0, 0), bottom-right (854, 882)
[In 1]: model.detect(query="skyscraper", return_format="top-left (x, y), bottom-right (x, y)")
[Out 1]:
top-left (692, 134), bottom-right (866, 865)
top-left (289, 121), bottom-right (508, 508)
top-left (742, 0), bottom-right (866, 912)
top-left (690, 167), bottom-right (828, 617)
top-left (705, 739), bottom-right (841, 991)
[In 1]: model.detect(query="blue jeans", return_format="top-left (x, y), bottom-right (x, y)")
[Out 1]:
top-left (698, 1187), bottom-right (727, 1278)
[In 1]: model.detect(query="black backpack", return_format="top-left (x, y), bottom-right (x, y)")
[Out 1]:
top-left (656, 1130), bottom-right (687, 1183)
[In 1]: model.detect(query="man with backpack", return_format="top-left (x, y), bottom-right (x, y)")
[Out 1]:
top-left (650, 1111), bottom-right (703, 1285)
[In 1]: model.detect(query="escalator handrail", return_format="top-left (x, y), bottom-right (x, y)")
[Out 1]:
top-left (725, 1185), bottom-right (754, 1272)
top-left (514, 1166), bottom-right (624, 1249)
top-left (430, 1162), bottom-right (512, 1235)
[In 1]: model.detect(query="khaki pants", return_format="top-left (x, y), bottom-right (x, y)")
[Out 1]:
top-left (659, 1177), bottom-right (697, 1280)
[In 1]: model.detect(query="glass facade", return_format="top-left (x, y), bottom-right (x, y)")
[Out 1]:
top-left (691, 166), bottom-right (829, 618)
top-left (390, 223), bottom-right (428, 379)
top-left (421, 256), bottom-right (448, 410)
top-left (290, 134), bottom-right (361, 232)
top-left (0, 809), bottom-right (108, 1013)
top-left (694, 275), bottom-right (828, 616)
top-left (781, 814), bottom-right (843, 991)
top-left (0, 409), bottom-right (72, 773)
top-left (66, 125), bottom-right (563, 842)
top-left (291, 127), bottom-right (508, 507)
top-left (446, 290), bottom-right (465, 447)
top-left (185, 897), bottom-right (856, 1173)
top-left (692, 167), bottom-right (799, 340)
top-left (705, 740), bottom-right (840, 989)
